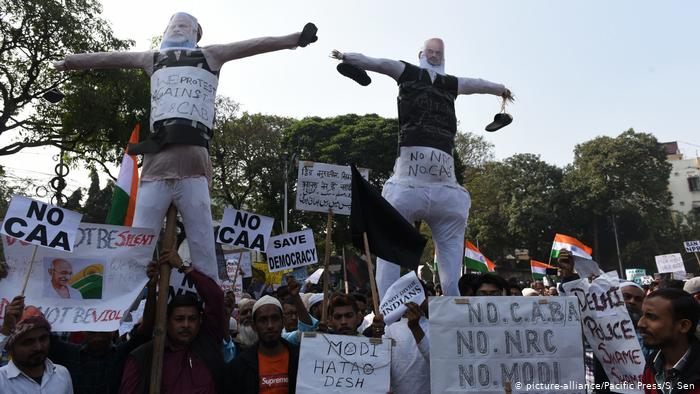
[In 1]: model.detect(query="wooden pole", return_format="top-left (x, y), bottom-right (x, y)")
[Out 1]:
top-left (694, 252), bottom-right (700, 270)
top-left (321, 209), bottom-right (333, 322)
top-left (231, 251), bottom-right (244, 285)
top-left (362, 232), bottom-right (380, 315)
top-left (149, 205), bottom-right (177, 394)
top-left (20, 245), bottom-right (39, 296)
top-left (342, 247), bottom-right (349, 294)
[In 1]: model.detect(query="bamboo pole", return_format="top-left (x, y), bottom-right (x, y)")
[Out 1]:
top-left (320, 209), bottom-right (333, 322)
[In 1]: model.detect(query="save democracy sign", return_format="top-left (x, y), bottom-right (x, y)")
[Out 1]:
top-left (265, 229), bottom-right (318, 273)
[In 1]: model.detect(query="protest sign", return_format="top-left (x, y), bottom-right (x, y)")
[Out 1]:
top-left (429, 296), bottom-right (585, 394)
top-left (563, 272), bottom-right (644, 394)
top-left (296, 333), bottom-right (391, 394)
top-left (220, 275), bottom-right (243, 300)
top-left (684, 240), bottom-right (700, 253)
top-left (1, 196), bottom-right (82, 252)
top-left (625, 269), bottom-right (646, 285)
top-left (654, 253), bottom-right (684, 273)
top-left (572, 256), bottom-right (603, 278)
top-left (266, 229), bottom-right (318, 273)
top-left (0, 223), bottom-right (156, 331)
top-left (672, 271), bottom-right (687, 281)
top-left (306, 268), bottom-right (324, 285)
top-left (217, 208), bottom-right (274, 252)
top-left (295, 161), bottom-right (369, 215)
top-left (252, 262), bottom-right (291, 286)
top-left (225, 250), bottom-right (252, 278)
top-left (150, 66), bottom-right (217, 129)
top-left (640, 276), bottom-right (654, 286)
top-left (379, 271), bottom-right (425, 325)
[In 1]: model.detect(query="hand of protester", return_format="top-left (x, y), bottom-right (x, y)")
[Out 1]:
top-left (317, 320), bottom-right (330, 333)
top-left (287, 276), bottom-right (301, 298)
top-left (146, 261), bottom-right (158, 283)
top-left (405, 302), bottom-right (422, 329)
top-left (159, 250), bottom-right (184, 270)
top-left (1, 295), bottom-right (25, 335)
top-left (224, 291), bottom-right (236, 316)
top-left (0, 261), bottom-right (8, 280)
top-left (330, 50), bottom-right (344, 61)
top-left (370, 314), bottom-right (385, 338)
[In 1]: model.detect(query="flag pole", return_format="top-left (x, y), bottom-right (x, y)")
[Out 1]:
top-left (321, 208), bottom-right (333, 322)
top-left (362, 232), bottom-right (380, 315)
top-left (20, 245), bottom-right (39, 296)
top-left (150, 205), bottom-right (177, 394)
top-left (342, 247), bottom-right (349, 294)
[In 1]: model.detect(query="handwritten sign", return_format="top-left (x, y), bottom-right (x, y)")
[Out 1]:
top-left (0, 224), bottom-right (156, 331)
top-left (429, 296), bottom-right (585, 394)
top-left (266, 229), bottom-right (318, 273)
top-left (654, 253), bottom-right (684, 273)
top-left (563, 272), bottom-right (644, 393)
top-left (684, 240), bottom-right (700, 253)
top-left (392, 146), bottom-right (457, 184)
top-left (295, 161), bottom-right (369, 215)
top-left (150, 65), bottom-right (218, 129)
top-left (379, 271), bottom-right (425, 325)
top-left (625, 269), bottom-right (646, 284)
top-left (217, 208), bottom-right (274, 252)
top-left (296, 333), bottom-right (392, 394)
top-left (1, 196), bottom-right (82, 252)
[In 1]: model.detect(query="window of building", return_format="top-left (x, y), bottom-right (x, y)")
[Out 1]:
top-left (689, 176), bottom-right (700, 192)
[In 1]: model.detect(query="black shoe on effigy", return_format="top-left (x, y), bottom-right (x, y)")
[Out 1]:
top-left (297, 23), bottom-right (318, 47)
top-left (485, 113), bottom-right (513, 132)
top-left (336, 63), bottom-right (371, 86)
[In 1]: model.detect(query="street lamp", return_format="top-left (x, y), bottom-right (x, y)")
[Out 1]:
top-left (282, 153), bottom-right (297, 233)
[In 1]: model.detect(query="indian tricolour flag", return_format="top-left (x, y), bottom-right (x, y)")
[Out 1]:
top-left (531, 260), bottom-right (554, 280)
top-left (106, 124), bottom-right (140, 226)
top-left (464, 241), bottom-right (495, 273)
top-left (550, 233), bottom-right (593, 260)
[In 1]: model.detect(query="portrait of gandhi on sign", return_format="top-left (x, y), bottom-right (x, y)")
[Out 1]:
top-left (43, 258), bottom-right (104, 300)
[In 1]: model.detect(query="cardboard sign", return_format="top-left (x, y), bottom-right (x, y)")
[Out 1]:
top-left (150, 66), bottom-right (218, 129)
top-left (379, 271), bottom-right (425, 325)
top-left (684, 240), bottom-right (700, 253)
top-left (1, 196), bottom-right (82, 252)
top-left (0, 224), bottom-right (156, 331)
top-left (217, 208), bottom-right (274, 252)
top-left (266, 229), bottom-right (318, 273)
top-left (563, 273), bottom-right (644, 394)
top-left (625, 269), bottom-right (646, 285)
top-left (654, 253), bottom-right (684, 273)
top-left (295, 161), bottom-right (369, 215)
top-left (296, 333), bottom-right (392, 394)
top-left (429, 296), bottom-right (585, 393)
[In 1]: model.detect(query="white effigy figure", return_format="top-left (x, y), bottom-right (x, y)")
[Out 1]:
top-left (55, 13), bottom-right (318, 279)
top-left (332, 38), bottom-right (513, 297)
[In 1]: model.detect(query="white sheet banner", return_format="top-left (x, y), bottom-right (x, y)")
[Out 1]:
top-left (429, 296), bottom-right (585, 394)
top-left (391, 146), bottom-right (457, 185)
top-left (217, 208), bottom-right (274, 252)
top-left (266, 229), bottom-right (318, 273)
top-left (379, 271), bottom-right (424, 325)
top-left (1, 196), bottom-right (82, 252)
top-left (296, 333), bottom-right (391, 394)
top-left (0, 224), bottom-right (156, 331)
top-left (654, 253), bottom-right (684, 273)
top-left (150, 65), bottom-right (218, 129)
top-left (563, 272), bottom-right (644, 394)
top-left (295, 161), bottom-right (369, 215)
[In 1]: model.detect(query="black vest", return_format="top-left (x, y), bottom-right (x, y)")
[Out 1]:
top-left (396, 61), bottom-right (458, 154)
top-left (129, 49), bottom-right (219, 155)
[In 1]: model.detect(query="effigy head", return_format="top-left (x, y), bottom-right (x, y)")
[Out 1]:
top-left (160, 12), bottom-right (202, 50)
top-left (418, 37), bottom-right (445, 75)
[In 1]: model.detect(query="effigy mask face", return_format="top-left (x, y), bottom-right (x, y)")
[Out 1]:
top-left (418, 38), bottom-right (446, 75)
top-left (160, 12), bottom-right (199, 50)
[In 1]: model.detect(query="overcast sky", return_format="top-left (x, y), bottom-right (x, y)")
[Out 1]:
top-left (2, 0), bottom-right (699, 196)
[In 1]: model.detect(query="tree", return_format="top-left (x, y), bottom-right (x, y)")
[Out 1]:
top-left (79, 169), bottom-right (114, 223)
top-left (454, 131), bottom-right (495, 183)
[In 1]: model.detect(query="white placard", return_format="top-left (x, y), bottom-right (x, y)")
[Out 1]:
top-left (429, 296), bottom-right (585, 394)
top-left (266, 229), bottom-right (318, 273)
top-left (379, 271), bottom-right (425, 325)
top-left (295, 161), bottom-right (369, 215)
top-left (563, 272), bottom-right (644, 394)
top-left (0, 224), bottom-right (156, 331)
top-left (654, 253), bottom-right (684, 273)
top-left (672, 271), bottom-right (687, 281)
top-left (217, 208), bottom-right (274, 252)
top-left (150, 66), bottom-right (218, 129)
top-left (296, 333), bottom-right (392, 394)
top-left (625, 269), bottom-right (646, 283)
top-left (306, 268), bottom-right (324, 285)
top-left (684, 240), bottom-right (700, 253)
top-left (1, 196), bottom-right (82, 252)
top-left (572, 256), bottom-right (603, 278)
top-left (392, 146), bottom-right (457, 184)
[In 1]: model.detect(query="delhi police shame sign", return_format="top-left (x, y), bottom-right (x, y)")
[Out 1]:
top-left (266, 229), bottom-right (318, 273)
top-left (296, 333), bottom-right (391, 394)
top-left (1, 195), bottom-right (82, 252)
top-left (217, 208), bottom-right (274, 252)
top-left (429, 296), bottom-right (585, 394)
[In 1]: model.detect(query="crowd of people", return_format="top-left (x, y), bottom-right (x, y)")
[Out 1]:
top-left (0, 249), bottom-right (699, 394)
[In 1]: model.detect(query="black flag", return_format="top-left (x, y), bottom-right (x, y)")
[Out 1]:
top-left (350, 165), bottom-right (427, 270)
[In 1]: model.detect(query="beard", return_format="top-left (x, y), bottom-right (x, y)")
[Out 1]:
top-left (419, 54), bottom-right (445, 75)
top-left (235, 324), bottom-right (259, 347)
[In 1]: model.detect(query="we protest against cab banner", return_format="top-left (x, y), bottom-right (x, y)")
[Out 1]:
top-left (429, 296), bottom-right (585, 394)
top-left (0, 223), bottom-right (156, 331)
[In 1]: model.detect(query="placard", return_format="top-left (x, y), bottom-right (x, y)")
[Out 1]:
top-left (217, 208), bottom-right (274, 252)
top-left (296, 333), bottom-right (392, 394)
top-left (429, 296), bottom-right (585, 394)
top-left (684, 240), bottom-right (700, 253)
top-left (295, 161), bottom-right (369, 215)
top-left (266, 229), bottom-right (318, 273)
top-left (150, 66), bottom-right (218, 129)
top-left (379, 271), bottom-right (425, 325)
top-left (1, 196), bottom-right (82, 252)
top-left (654, 253), bottom-right (684, 273)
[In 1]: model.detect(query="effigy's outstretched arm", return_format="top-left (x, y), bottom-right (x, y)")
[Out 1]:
top-left (53, 50), bottom-right (153, 74)
top-left (331, 50), bottom-right (405, 81)
top-left (458, 77), bottom-right (514, 102)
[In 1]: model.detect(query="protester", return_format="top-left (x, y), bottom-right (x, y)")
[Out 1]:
top-left (522, 288), bottom-right (539, 296)
top-left (684, 277), bottom-right (700, 304)
top-left (638, 288), bottom-right (700, 393)
top-left (236, 298), bottom-right (259, 347)
top-left (0, 298), bottom-right (73, 393)
top-left (470, 273), bottom-right (507, 296)
top-left (531, 280), bottom-right (545, 295)
top-left (281, 297), bottom-right (299, 333)
top-left (620, 280), bottom-right (646, 326)
top-left (457, 273), bottom-right (481, 296)
top-left (383, 298), bottom-right (430, 394)
top-left (226, 295), bottom-right (300, 394)
top-left (548, 286), bottom-right (559, 296)
top-left (556, 249), bottom-right (580, 295)
top-left (327, 293), bottom-right (385, 338)
top-left (118, 250), bottom-right (225, 393)
top-left (507, 278), bottom-right (522, 296)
